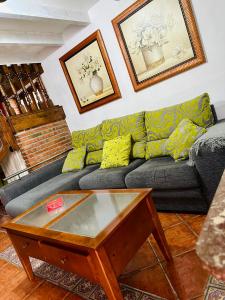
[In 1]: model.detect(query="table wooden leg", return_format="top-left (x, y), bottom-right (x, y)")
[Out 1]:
top-left (146, 195), bottom-right (173, 262)
top-left (17, 252), bottom-right (34, 281)
top-left (94, 247), bottom-right (123, 300)
top-left (7, 233), bottom-right (34, 281)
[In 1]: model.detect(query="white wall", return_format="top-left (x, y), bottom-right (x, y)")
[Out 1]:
top-left (42, 0), bottom-right (225, 131)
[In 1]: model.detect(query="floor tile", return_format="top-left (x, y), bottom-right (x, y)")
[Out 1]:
top-left (120, 264), bottom-right (176, 299)
top-left (0, 232), bottom-right (12, 251)
top-left (186, 215), bottom-right (206, 236)
top-left (25, 281), bottom-right (68, 300)
top-left (149, 223), bottom-right (197, 260)
top-left (0, 263), bottom-right (22, 294)
top-left (64, 293), bottom-right (85, 300)
top-left (158, 213), bottom-right (182, 229)
top-left (0, 258), bottom-right (7, 269)
top-left (163, 250), bottom-right (209, 300)
top-left (2, 272), bottom-right (42, 300)
top-left (178, 214), bottom-right (201, 221)
top-left (191, 296), bottom-right (204, 300)
top-left (122, 241), bottom-right (158, 275)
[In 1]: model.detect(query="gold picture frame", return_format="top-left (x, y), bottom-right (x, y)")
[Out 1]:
top-left (112, 0), bottom-right (205, 92)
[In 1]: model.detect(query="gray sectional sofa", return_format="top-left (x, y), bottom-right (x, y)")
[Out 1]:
top-left (1, 95), bottom-right (225, 217)
top-left (1, 120), bottom-right (225, 217)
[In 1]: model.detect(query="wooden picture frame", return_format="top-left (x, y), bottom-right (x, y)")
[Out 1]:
top-left (112, 0), bottom-right (205, 92)
top-left (60, 30), bottom-right (121, 113)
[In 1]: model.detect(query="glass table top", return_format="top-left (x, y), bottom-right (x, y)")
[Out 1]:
top-left (15, 191), bottom-right (140, 238)
top-left (15, 193), bottom-right (88, 227)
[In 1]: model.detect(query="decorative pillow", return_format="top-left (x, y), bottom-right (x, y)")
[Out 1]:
top-left (86, 150), bottom-right (102, 165)
top-left (132, 141), bottom-right (146, 159)
top-left (145, 93), bottom-right (214, 141)
top-left (71, 124), bottom-right (103, 152)
top-left (145, 139), bottom-right (169, 159)
top-left (165, 119), bottom-right (207, 161)
top-left (100, 134), bottom-right (131, 169)
top-left (62, 147), bottom-right (86, 173)
top-left (101, 112), bottom-right (146, 142)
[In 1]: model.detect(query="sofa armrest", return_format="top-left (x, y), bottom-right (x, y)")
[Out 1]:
top-left (190, 120), bottom-right (225, 204)
top-left (0, 156), bottom-right (65, 206)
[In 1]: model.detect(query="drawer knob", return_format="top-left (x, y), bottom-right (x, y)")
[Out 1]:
top-left (60, 258), bottom-right (67, 264)
top-left (22, 242), bottom-right (29, 249)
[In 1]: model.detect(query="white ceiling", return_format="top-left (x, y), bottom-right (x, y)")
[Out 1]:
top-left (0, 0), bottom-right (99, 64)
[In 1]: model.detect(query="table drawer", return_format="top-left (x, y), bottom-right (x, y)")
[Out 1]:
top-left (9, 233), bottom-right (96, 282)
top-left (9, 234), bottom-right (40, 257)
top-left (39, 242), bottom-right (95, 281)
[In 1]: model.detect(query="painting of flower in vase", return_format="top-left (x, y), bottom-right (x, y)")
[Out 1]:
top-left (112, 0), bottom-right (205, 91)
top-left (60, 30), bottom-right (121, 113)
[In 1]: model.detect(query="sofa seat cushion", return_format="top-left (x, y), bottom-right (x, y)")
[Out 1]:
top-left (125, 157), bottom-right (200, 190)
top-left (5, 164), bottom-right (99, 217)
top-left (0, 157), bottom-right (65, 206)
top-left (79, 159), bottom-right (145, 189)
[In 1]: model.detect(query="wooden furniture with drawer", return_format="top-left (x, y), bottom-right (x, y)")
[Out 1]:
top-left (3, 189), bottom-right (172, 300)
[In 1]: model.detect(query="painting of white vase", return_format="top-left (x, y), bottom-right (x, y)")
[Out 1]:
top-left (112, 0), bottom-right (205, 91)
top-left (141, 45), bottom-right (165, 70)
top-left (90, 71), bottom-right (103, 96)
top-left (60, 30), bottom-right (121, 113)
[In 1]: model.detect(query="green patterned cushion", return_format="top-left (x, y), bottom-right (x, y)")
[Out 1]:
top-left (166, 119), bottom-right (207, 161)
top-left (101, 134), bottom-right (131, 169)
top-left (145, 93), bottom-right (214, 141)
top-left (62, 147), bottom-right (86, 173)
top-left (145, 139), bottom-right (169, 159)
top-left (86, 150), bottom-right (102, 165)
top-left (101, 112), bottom-right (146, 142)
top-left (132, 141), bottom-right (146, 159)
top-left (71, 124), bottom-right (103, 152)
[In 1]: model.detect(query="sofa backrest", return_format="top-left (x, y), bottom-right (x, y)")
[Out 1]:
top-left (71, 124), bottom-right (103, 152)
top-left (70, 93), bottom-right (215, 163)
top-left (101, 111), bottom-right (146, 142)
top-left (145, 93), bottom-right (214, 142)
top-left (101, 111), bottom-right (146, 158)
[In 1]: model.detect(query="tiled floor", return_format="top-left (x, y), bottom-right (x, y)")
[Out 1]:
top-left (0, 206), bottom-right (209, 300)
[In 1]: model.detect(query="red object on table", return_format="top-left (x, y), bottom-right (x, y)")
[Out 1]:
top-left (46, 197), bottom-right (64, 212)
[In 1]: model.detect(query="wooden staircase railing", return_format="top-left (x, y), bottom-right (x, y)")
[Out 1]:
top-left (0, 63), bottom-right (65, 133)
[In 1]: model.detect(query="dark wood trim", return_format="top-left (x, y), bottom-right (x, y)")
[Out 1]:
top-left (8, 106), bottom-right (66, 132)
top-left (112, 0), bottom-right (206, 92)
top-left (59, 30), bottom-right (121, 114)
top-left (0, 113), bottom-right (19, 161)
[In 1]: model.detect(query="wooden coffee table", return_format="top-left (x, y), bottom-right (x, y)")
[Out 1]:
top-left (3, 189), bottom-right (172, 300)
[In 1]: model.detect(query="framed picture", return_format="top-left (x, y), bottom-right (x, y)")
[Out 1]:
top-left (60, 30), bottom-right (121, 113)
top-left (112, 0), bottom-right (205, 91)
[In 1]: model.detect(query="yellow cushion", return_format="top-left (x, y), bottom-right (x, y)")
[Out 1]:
top-left (132, 141), bottom-right (146, 159)
top-left (101, 134), bottom-right (131, 169)
top-left (145, 139), bottom-right (169, 159)
top-left (85, 150), bottom-right (102, 165)
top-left (166, 119), bottom-right (207, 161)
top-left (62, 147), bottom-right (86, 173)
